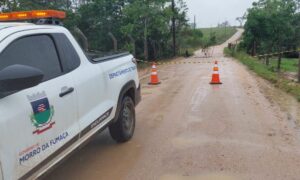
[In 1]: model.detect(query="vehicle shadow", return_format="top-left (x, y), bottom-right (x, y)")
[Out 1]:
top-left (44, 128), bottom-right (119, 180)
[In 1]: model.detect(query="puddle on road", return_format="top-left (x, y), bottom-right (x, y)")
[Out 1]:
top-left (142, 91), bottom-right (153, 96)
top-left (160, 173), bottom-right (238, 180)
top-left (190, 86), bottom-right (209, 112)
top-left (211, 85), bottom-right (221, 91)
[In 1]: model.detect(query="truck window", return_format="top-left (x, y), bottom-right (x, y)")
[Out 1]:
top-left (52, 33), bottom-right (80, 73)
top-left (0, 35), bottom-right (63, 81)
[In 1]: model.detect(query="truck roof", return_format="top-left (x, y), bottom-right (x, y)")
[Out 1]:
top-left (0, 22), bottom-right (66, 42)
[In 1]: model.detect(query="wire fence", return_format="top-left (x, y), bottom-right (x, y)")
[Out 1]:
top-left (227, 43), bottom-right (300, 82)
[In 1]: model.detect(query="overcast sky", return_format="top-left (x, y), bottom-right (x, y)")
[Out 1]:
top-left (185, 0), bottom-right (257, 28)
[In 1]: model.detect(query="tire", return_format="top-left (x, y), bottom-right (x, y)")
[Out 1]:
top-left (109, 96), bottom-right (135, 143)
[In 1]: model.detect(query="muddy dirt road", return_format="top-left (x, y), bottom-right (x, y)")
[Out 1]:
top-left (45, 29), bottom-right (300, 180)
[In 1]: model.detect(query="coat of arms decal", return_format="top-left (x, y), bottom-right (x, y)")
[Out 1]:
top-left (27, 91), bottom-right (55, 135)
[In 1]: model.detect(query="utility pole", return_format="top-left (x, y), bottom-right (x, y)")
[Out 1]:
top-left (224, 21), bottom-right (227, 37)
top-left (171, 0), bottom-right (176, 57)
top-left (194, 15), bottom-right (196, 30)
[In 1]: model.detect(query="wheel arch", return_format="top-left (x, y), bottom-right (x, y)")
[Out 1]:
top-left (113, 80), bottom-right (137, 123)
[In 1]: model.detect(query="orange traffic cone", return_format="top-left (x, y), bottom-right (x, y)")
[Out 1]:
top-left (210, 61), bottom-right (222, 84)
top-left (149, 63), bottom-right (161, 85)
top-left (213, 61), bottom-right (219, 71)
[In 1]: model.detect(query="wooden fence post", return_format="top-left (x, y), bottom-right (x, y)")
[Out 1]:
top-left (266, 55), bottom-right (269, 66)
top-left (128, 35), bottom-right (136, 57)
top-left (108, 32), bottom-right (117, 52)
top-left (298, 51), bottom-right (300, 82)
top-left (74, 27), bottom-right (89, 52)
top-left (277, 53), bottom-right (282, 72)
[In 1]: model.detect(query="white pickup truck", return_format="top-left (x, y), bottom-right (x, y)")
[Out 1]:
top-left (0, 20), bottom-right (141, 179)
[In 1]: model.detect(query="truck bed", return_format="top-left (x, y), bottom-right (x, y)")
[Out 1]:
top-left (85, 51), bottom-right (130, 62)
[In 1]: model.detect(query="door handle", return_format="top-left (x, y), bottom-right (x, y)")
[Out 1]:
top-left (59, 87), bottom-right (74, 97)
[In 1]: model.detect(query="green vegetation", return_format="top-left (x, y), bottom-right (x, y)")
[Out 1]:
top-left (235, 0), bottom-right (300, 94)
top-left (179, 27), bottom-right (237, 56)
top-left (1, 0), bottom-right (188, 60)
top-left (179, 29), bottom-right (203, 56)
top-left (268, 58), bottom-right (298, 72)
top-left (224, 49), bottom-right (277, 82)
top-left (225, 48), bottom-right (300, 101)
top-left (0, 1), bottom-right (237, 61)
top-left (241, 0), bottom-right (300, 58)
top-left (200, 27), bottom-right (237, 45)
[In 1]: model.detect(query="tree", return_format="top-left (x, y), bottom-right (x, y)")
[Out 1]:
top-left (0, 0), bottom-right (73, 11)
top-left (76, 0), bottom-right (127, 52)
top-left (236, 13), bottom-right (246, 27)
top-left (121, 0), bottom-right (188, 60)
top-left (0, 0), bottom-right (189, 60)
top-left (242, 0), bottom-right (297, 58)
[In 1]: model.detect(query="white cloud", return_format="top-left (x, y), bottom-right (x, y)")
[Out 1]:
top-left (185, 0), bottom-right (257, 28)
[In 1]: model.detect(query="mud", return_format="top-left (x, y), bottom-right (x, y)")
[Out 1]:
top-left (45, 29), bottom-right (300, 180)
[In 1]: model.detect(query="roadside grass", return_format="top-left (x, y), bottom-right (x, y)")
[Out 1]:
top-left (179, 46), bottom-right (200, 57)
top-left (268, 58), bottom-right (298, 72)
top-left (201, 27), bottom-right (237, 45)
top-left (137, 56), bottom-right (183, 70)
top-left (224, 48), bottom-right (300, 101)
top-left (139, 28), bottom-right (238, 70)
top-left (137, 62), bottom-right (151, 70)
top-left (179, 27), bottom-right (237, 56)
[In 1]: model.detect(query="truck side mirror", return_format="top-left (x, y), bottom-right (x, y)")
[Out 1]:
top-left (0, 64), bottom-right (44, 93)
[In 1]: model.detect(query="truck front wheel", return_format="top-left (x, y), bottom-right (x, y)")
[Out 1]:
top-left (109, 96), bottom-right (135, 143)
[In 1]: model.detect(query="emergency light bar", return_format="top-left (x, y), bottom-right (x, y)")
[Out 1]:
top-left (0, 10), bottom-right (66, 22)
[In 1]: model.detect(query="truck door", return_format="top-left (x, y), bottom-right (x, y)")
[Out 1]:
top-left (62, 37), bottom-right (115, 139)
top-left (0, 33), bottom-right (80, 179)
